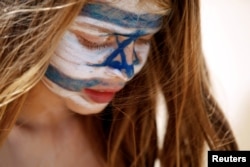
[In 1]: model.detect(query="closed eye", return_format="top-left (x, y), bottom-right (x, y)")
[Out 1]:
top-left (71, 29), bottom-right (113, 50)
top-left (77, 35), bottom-right (110, 50)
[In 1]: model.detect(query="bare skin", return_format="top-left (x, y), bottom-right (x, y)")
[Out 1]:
top-left (0, 82), bottom-right (104, 167)
top-left (0, 1), bottom-right (166, 166)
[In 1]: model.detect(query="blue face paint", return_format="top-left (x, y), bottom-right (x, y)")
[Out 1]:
top-left (79, 3), bottom-right (162, 78)
top-left (45, 3), bottom-right (162, 92)
top-left (80, 3), bottom-right (163, 29)
top-left (88, 30), bottom-right (146, 78)
top-left (42, 1), bottom-right (164, 114)
top-left (45, 65), bottom-right (101, 91)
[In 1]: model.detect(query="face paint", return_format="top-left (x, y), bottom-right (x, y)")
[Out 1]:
top-left (80, 3), bottom-right (162, 29)
top-left (43, 2), bottom-right (163, 114)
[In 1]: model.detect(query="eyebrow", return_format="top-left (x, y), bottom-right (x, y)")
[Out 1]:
top-left (80, 3), bottom-right (163, 29)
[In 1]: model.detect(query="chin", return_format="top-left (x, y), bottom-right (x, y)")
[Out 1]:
top-left (64, 95), bottom-right (109, 115)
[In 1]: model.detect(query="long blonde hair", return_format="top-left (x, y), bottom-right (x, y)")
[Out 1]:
top-left (0, 0), bottom-right (85, 144)
top-left (0, 0), bottom-right (238, 167)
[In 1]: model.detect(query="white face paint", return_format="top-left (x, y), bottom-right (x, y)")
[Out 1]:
top-left (42, 2), bottom-right (163, 114)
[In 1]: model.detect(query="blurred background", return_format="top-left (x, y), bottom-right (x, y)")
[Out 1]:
top-left (201, 0), bottom-right (250, 149)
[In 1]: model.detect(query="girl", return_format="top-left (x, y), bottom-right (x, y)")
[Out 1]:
top-left (0, 0), bottom-right (238, 166)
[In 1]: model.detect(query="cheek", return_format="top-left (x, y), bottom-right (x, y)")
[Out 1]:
top-left (42, 78), bottom-right (107, 114)
top-left (133, 44), bottom-right (150, 74)
top-left (54, 31), bottom-right (113, 64)
top-left (50, 31), bottom-right (151, 81)
top-left (49, 32), bottom-right (116, 79)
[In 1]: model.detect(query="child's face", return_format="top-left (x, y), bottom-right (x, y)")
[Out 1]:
top-left (43, 1), bottom-right (163, 114)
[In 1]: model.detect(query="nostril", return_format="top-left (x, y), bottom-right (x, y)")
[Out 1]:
top-left (106, 64), bottom-right (134, 79)
top-left (123, 64), bottom-right (134, 79)
top-left (133, 50), bottom-right (140, 65)
top-left (105, 68), bottom-right (130, 81)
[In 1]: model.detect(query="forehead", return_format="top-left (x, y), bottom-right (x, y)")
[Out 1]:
top-left (80, 3), bottom-right (163, 29)
top-left (90, 0), bottom-right (165, 14)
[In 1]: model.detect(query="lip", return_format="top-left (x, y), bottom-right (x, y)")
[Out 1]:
top-left (83, 88), bottom-right (121, 103)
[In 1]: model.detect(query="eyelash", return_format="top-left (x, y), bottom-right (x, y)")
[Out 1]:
top-left (77, 36), bottom-right (109, 50)
top-left (77, 35), bottom-right (151, 50)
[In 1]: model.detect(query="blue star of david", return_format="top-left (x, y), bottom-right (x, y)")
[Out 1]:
top-left (89, 30), bottom-right (145, 78)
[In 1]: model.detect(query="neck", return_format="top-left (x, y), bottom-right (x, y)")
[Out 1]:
top-left (16, 81), bottom-right (79, 130)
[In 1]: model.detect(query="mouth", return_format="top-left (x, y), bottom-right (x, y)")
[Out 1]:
top-left (83, 88), bottom-right (121, 103)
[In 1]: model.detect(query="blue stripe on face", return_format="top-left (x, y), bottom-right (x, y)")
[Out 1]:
top-left (80, 3), bottom-right (163, 29)
top-left (45, 65), bottom-right (101, 92)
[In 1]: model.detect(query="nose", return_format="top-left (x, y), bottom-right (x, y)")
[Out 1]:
top-left (110, 35), bottom-right (136, 79)
top-left (89, 34), bottom-right (139, 79)
top-left (118, 36), bottom-right (134, 64)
